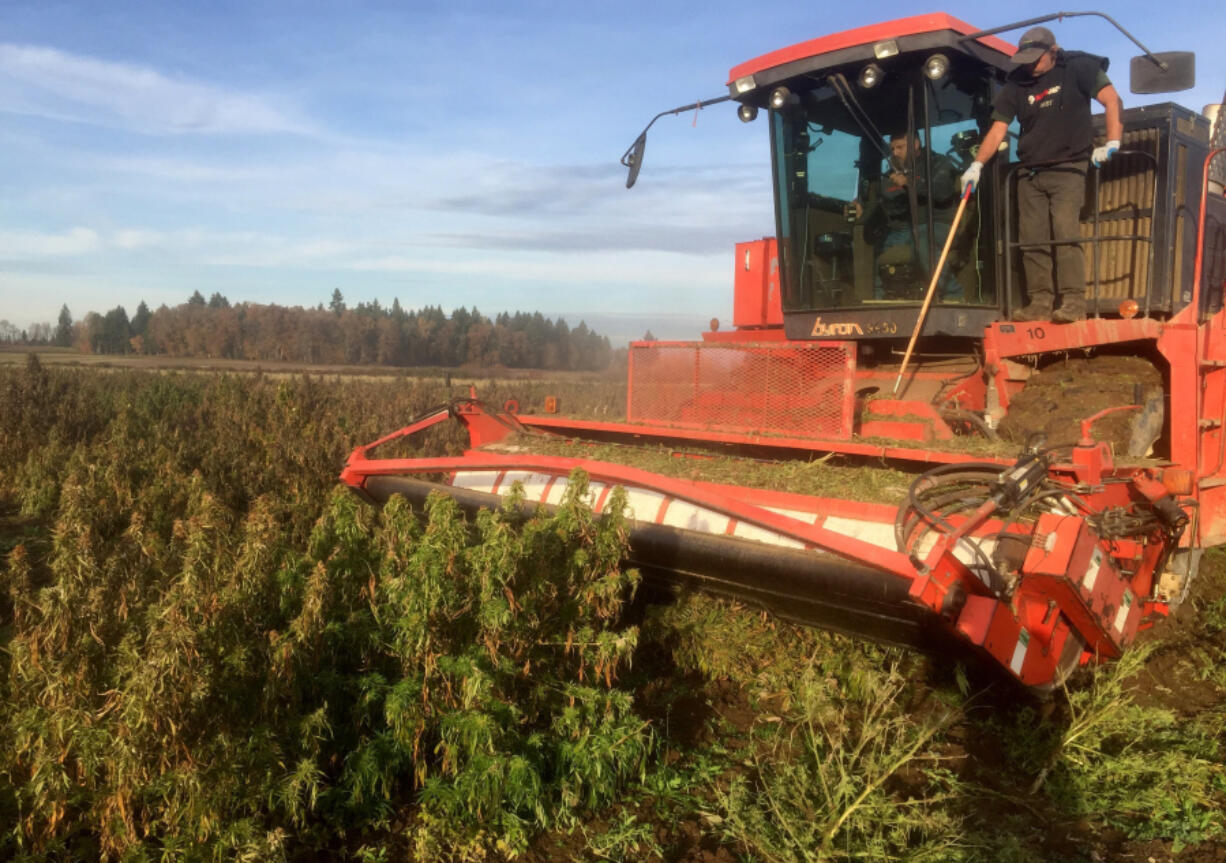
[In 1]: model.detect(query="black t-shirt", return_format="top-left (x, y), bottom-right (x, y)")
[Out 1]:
top-left (992, 50), bottom-right (1112, 166)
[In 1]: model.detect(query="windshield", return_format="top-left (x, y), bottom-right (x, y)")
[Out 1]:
top-left (771, 58), bottom-right (997, 311)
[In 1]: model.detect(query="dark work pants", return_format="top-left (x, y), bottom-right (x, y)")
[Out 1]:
top-left (1017, 162), bottom-right (1087, 304)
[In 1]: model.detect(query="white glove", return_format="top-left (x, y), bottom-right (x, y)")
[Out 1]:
top-left (1092, 139), bottom-right (1120, 167)
top-left (960, 161), bottom-right (983, 193)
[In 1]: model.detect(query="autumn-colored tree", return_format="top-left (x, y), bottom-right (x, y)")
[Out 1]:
top-left (375, 316), bottom-right (406, 366)
top-left (50, 294), bottom-right (616, 371)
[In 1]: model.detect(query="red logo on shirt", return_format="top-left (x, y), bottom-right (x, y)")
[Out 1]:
top-left (1027, 84), bottom-right (1061, 106)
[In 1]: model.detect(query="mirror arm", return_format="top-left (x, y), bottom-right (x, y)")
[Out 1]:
top-left (620, 94), bottom-right (733, 168)
top-left (960, 11), bottom-right (1168, 71)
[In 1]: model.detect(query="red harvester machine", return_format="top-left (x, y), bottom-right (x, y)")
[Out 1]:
top-left (343, 12), bottom-right (1226, 689)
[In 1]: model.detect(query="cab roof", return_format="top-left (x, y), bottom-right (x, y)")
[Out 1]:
top-left (727, 14), bottom-right (1016, 86)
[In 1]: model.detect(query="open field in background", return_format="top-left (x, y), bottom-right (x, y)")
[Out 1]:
top-left (0, 345), bottom-right (627, 391)
top-left (1, 358), bottom-right (1225, 861)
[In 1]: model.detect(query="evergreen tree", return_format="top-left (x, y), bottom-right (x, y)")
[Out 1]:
top-left (54, 305), bottom-right (73, 347)
top-left (188, 291), bottom-right (206, 306)
top-left (131, 301), bottom-right (151, 338)
top-left (330, 289), bottom-right (346, 316)
top-left (101, 306), bottom-right (131, 354)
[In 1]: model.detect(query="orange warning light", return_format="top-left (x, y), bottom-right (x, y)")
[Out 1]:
top-left (1162, 469), bottom-right (1194, 496)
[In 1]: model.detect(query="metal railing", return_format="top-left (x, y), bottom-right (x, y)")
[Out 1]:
top-left (1001, 149), bottom-right (1160, 319)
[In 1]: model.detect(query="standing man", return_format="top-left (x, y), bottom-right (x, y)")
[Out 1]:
top-left (960, 26), bottom-right (1124, 322)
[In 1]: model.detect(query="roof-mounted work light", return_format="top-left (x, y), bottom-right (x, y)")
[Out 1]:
top-left (858, 63), bottom-right (884, 89)
top-left (737, 103), bottom-right (759, 122)
top-left (923, 53), bottom-right (950, 80)
top-left (769, 86), bottom-right (799, 110)
top-left (872, 40), bottom-right (899, 59)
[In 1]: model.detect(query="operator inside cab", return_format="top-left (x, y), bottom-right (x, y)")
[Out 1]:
top-left (853, 131), bottom-right (964, 302)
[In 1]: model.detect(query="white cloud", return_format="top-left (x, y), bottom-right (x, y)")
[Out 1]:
top-left (207, 238), bottom-right (363, 268)
top-left (348, 248), bottom-right (728, 290)
top-left (105, 227), bottom-right (358, 265)
top-left (0, 44), bottom-right (313, 136)
top-left (114, 229), bottom-right (173, 250)
top-left (98, 225), bottom-right (732, 281)
top-left (0, 227), bottom-right (100, 256)
top-left (97, 156), bottom-right (278, 185)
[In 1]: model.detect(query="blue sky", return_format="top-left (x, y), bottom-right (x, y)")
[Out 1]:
top-left (2, 1), bottom-right (1222, 345)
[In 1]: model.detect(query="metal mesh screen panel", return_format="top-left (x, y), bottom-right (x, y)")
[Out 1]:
top-left (628, 341), bottom-right (855, 439)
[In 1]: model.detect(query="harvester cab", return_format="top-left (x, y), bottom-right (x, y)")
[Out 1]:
top-left (343, 13), bottom-right (1226, 692)
top-left (729, 20), bottom-right (1006, 338)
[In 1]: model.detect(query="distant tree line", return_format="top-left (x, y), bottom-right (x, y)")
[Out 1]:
top-left (7, 290), bottom-right (616, 371)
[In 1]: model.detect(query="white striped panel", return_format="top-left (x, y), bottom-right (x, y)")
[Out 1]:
top-left (582, 483), bottom-right (607, 510)
top-left (622, 489), bottom-right (667, 523)
top-left (453, 471), bottom-right (498, 494)
top-left (661, 501), bottom-right (730, 533)
top-left (451, 474), bottom-right (1007, 564)
top-left (823, 516), bottom-right (897, 550)
top-left (762, 505), bottom-right (821, 522)
top-left (543, 478), bottom-right (569, 505)
top-left (731, 521), bottom-right (806, 549)
top-left (499, 471), bottom-right (551, 500)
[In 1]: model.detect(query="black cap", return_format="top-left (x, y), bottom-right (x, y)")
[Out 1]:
top-left (1012, 26), bottom-right (1055, 65)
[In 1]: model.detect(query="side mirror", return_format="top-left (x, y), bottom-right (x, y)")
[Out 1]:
top-left (622, 133), bottom-right (647, 189)
top-left (1130, 51), bottom-right (1195, 94)
top-left (619, 95), bottom-right (731, 190)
